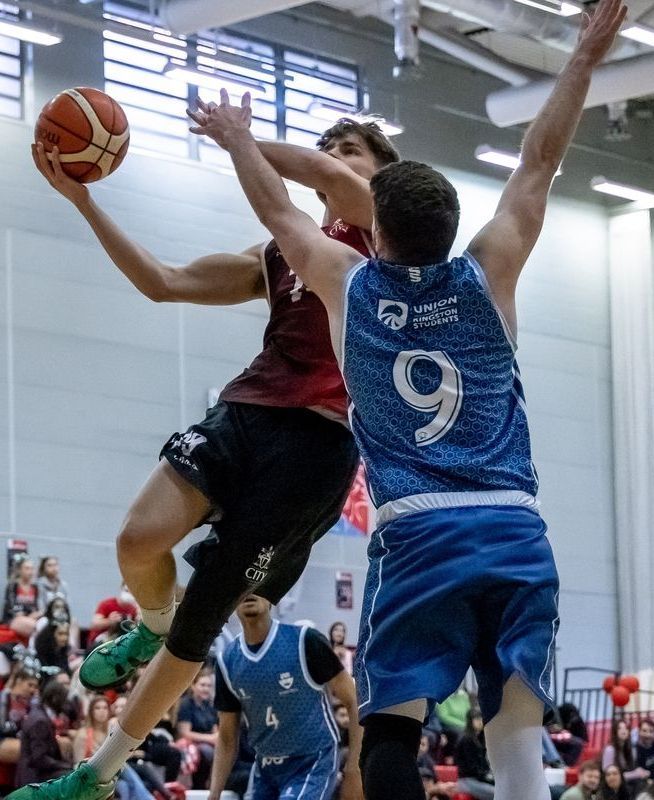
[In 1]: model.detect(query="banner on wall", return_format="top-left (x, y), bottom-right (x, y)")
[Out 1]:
top-left (330, 463), bottom-right (371, 537)
top-left (335, 571), bottom-right (353, 609)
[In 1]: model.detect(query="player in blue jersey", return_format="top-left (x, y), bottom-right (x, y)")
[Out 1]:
top-left (209, 596), bottom-right (362, 800)
top-left (189, 2), bottom-right (626, 799)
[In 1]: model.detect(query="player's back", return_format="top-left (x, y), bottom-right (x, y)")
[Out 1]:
top-left (341, 251), bottom-right (538, 523)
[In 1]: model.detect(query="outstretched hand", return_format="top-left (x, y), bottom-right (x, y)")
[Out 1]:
top-left (31, 142), bottom-right (89, 207)
top-left (186, 89), bottom-right (252, 148)
top-left (576, 0), bottom-right (628, 66)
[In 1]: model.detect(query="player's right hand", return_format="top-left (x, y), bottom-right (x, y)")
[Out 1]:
top-left (31, 142), bottom-right (89, 207)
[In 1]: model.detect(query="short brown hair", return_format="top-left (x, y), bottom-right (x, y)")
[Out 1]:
top-left (370, 160), bottom-right (459, 266)
top-left (579, 760), bottom-right (601, 774)
top-left (317, 118), bottom-right (400, 167)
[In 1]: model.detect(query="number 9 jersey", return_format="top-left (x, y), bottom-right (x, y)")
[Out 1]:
top-left (341, 251), bottom-right (539, 524)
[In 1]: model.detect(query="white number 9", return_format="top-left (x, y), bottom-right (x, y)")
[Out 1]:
top-left (392, 349), bottom-right (463, 446)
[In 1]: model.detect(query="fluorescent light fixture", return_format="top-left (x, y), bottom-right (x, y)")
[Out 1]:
top-left (309, 102), bottom-right (404, 136)
top-left (590, 176), bottom-right (654, 206)
top-left (0, 18), bottom-right (62, 45)
top-left (165, 65), bottom-right (267, 99)
top-left (513, 0), bottom-right (581, 15)
top-left (620, 25), bottom-right (654, 48)
top-left (475, 145), bottom-right (562, 175)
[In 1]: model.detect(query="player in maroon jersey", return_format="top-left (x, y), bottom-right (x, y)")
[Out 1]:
top-left (29, 122), bottom-right (398, 799)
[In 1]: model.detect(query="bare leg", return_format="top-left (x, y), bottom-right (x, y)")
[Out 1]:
top-left (484, 675), bottom-right (550, 800)
top-left (117, 460), bottom-right (210, 610)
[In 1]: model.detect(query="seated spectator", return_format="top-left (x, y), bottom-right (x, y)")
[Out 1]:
top-left (438, 687), bottom-right (471, 758)
top-left (15, 680), bottom-right (72, 787)
top-left (418, 730), bottom-right (437, 775)
top-left (560, 760), bottom-right (602, 800)
top-left (636, 779), bottom-right (654, 800)
top-left (72, 695), bottom-right (111, 764)
top-left (636, 719), bottom-right (654, 778)
top-left (603, 719), bottom-right (649, 792)
top-left (419, 765), bottom-right (457, 799)
top-left (34, 622), bottom-right (74, 676)
top-left (329, 621), bottom-right (354, 674)
top-left (87, 584), bottom-right (138, 647)
top-left (454, 709), bottom-right (494, 800)
top-left (547, 707), bottom-right (585, 767)
top-left (543, 727), bottom-right (565, 767)
top-left (600, 764), bottom-right (630, 800)
top-left (559, 703), bottom-right (589, 743)
top-left (141, 711), bottom-right (183, 784)
top-left (0, 663), bottom-right (40, 766)
top-left (2, 557), bottom-right (43, 641)
top-left (177, 671), bottom-right (217, 789)
top-left (33, 597), bottom-right (80, 653)
top-left (37, 557), bottom-right (69, 606)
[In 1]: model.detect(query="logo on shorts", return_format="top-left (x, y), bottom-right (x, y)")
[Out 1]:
top-left (378, 299), bottom-right (408, 330)
top-left (278, 672), bottom-right (294, 690)
top-left (169, 431), bottom-right (207, 457)
top-left (245, 546), bottom-right (275, 584)
top-left (262, 756), bottom-right (288, 766)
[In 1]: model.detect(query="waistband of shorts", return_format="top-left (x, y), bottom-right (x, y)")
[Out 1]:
top-left (376, 490), bottom-right (540, 525)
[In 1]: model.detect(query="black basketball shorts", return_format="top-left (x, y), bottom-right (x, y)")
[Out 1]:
top-left (160, 400), bottom-right (359, 662)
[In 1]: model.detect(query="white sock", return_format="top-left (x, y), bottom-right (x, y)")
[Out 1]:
top-left (88, 724), bottom-right (143, 782)
top-left (139, 597), bottom-right (175, 635)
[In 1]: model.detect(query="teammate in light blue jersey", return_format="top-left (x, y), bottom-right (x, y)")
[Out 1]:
top-left (194, 3), bottom-right (627, 799)
top-left (210, 596), bottom-right (362, 800)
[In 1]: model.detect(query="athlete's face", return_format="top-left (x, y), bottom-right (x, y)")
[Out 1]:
top-left (321, 134), bottom-right (378, 180)
top-left (237, 595), bottom-right (271, 622)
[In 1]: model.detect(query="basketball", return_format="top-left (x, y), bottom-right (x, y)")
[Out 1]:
top-left (34, 87), bottom-right (129, 183)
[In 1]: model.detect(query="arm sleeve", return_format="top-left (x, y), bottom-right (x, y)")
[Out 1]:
top-left (304, 628), bottom-right (344, 685)
top-left (214, 667), bottom-right (242, 713)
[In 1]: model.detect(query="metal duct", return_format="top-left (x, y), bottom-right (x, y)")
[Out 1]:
top-left (158, 0), bottom-right (310, 34)
top-left (486, 51), bottom-right (654, 126)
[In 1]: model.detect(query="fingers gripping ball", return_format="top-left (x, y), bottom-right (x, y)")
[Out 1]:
top-left (611, 686), bottom-right (631, 707)
top-left (35, 87), bottom-right (129, 183)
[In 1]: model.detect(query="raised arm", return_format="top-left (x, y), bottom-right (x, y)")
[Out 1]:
top-left (467, 0), bottom-right (627, 329)
top-left (190, 98), bottom-right (372, 229)
top-left (32, 143), bottom-right (265, 305)
top-left (189, 91), bottom-right (362, 315)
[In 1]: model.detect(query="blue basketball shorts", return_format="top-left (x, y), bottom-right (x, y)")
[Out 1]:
top-left (249, 745), bottom-right (339, 800)
top-left (355, 505), bottom-right (559, 723)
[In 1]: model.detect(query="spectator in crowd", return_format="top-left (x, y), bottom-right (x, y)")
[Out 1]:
top-left (560, 761), bottom-right (602, 800)
top-left (87, 584), bottom-right (138, 647)
top-left (419, 765), bottom-right (457, 799)
top-left (34, 622), bottom-right (73, 676)
top-left (602, 719), bottom-right (649, 792)
top-left (600, 765), bottom-right (630, 800)
top-left (329, 621), bottom-right (353, 674)
top-left (0, 663), bottom-right (40, 766)
top-left (635, 779), bottom-right (654, 800)
top-left (454, 709), bottom-right (494, 800)
top-left (72, 695), bottom-right (111, 764)
top-left (37, 558), bottom-right (69, 606)
top-left (141, 711), bottom-right (183, 784)
top-left (418, 730), bottom-right (437, 776)
top-left (559, 703), bottom-right (589, 744)
top-left (438, 688), bottom-right (471, 758)
top-left (33, 597), bottom-right (79, 650)
top-left (2, 558), bottom-right (43, 641)
top-left (547, 706), bottom-right (585, 767)
top-left (636, 720), bottom-right (654, 777)
top-left (15, 680), bottom-right (72, 786)
top-left (177, 671), bottom-right (217, 789)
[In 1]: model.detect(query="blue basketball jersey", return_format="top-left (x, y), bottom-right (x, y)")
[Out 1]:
top-left (217, 621), bottom-right (339, 759)
top-left (341, 252), bottom-right (538, 520)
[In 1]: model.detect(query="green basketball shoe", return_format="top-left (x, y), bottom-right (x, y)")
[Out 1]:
top-left (79, 621), bottom-right (165, 690)
top-left (6, 762), bottom-right (116, 800)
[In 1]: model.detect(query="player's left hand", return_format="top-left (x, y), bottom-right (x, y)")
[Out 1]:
top-left (340, 767), bottom-right (364, 800)
top-left (187, 90), bottom-right (252, 147)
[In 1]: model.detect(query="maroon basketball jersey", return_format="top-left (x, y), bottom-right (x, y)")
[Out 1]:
top-left (220, 220), bottom-right (373, 420)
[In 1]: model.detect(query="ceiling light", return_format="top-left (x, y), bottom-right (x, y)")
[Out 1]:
top-left (513, 0), bottom-right (581, 15)
top-left (309, 102), bottom-right (404, 136)
top-left (590, 176), bottom-right (654, 206)
top-left (475, 145), bottom-right (562, 175)
top-left (0, 18), bottom-right (62, 45)
top-left (620, 25), bottom-right (654, 48)
top-left (165, 65), bottom-right (267, 99)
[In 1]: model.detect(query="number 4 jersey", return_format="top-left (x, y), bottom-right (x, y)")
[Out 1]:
top-left (341, 251), bottom-right (539, 523)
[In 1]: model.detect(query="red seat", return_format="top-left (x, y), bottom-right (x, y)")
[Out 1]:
top-left (453, 795), bottom-right (475, 800)
top-left (566, 767), bottom-right (579, 786)
top-left (435, 765), bottom-right (459, 782)
top-left (0, 762), bottom-right (17, 788)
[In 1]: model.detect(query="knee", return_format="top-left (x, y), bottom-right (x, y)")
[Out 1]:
top-left (117, 514), bottom-right (163, 561)
top-left (360, 713), bottom-right (422, 772)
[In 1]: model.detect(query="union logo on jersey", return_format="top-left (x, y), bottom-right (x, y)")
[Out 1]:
top-left (378, 299), bottom-right (409, 330)
top-left (278, 672), bottom-right (294, 690)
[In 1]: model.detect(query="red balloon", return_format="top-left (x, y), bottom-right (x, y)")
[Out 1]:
top-left (603, 675), bottom-right (617, 693)
top-left (619, 675), bottom-right (640, 693)
top-left (612, 686), bottom-right (631, 707)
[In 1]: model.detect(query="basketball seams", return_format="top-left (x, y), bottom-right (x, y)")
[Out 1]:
top-left (38, 113), bottom-right (90, 150)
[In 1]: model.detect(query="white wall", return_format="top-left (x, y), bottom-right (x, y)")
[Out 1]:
top-left (0, 16), bottom-right (619, 689)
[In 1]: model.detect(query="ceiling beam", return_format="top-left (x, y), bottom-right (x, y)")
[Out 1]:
top-left (158, 0), bottom-right (311, 34)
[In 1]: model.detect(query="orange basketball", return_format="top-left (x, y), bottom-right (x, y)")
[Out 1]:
top-left (34, 87), bottom-right (129, 183)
